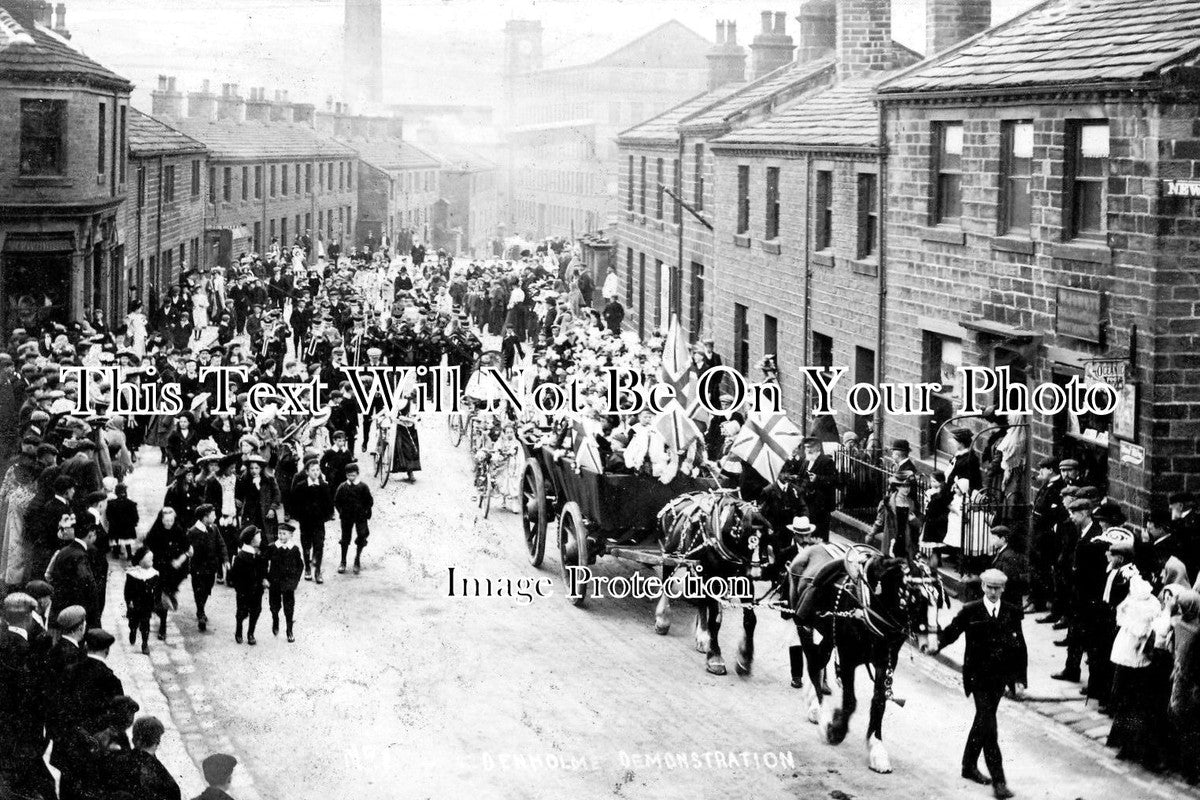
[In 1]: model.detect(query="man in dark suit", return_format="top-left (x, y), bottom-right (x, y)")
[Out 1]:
top-left (104, 716), bottom-right (181, 800)
top-left (55, 629), bottom-right (124, 797)
top-left (289, 457), bottom-right (334, 584)
top-left (46, 512), bottom-right (101, 627)
top-left (933, 569), bottom-right (1027, 800)
top-left (799, 437), bottom-right (837, 542)
top-left (1053, 498), bottom-right (1106, 683)
top-left (890, 438), bottom-right (917, 478)
top-left (0, 593), bottom-right (57, 800)
top-left (26, 474), bottom-right (75, 583)
top-left (989, 525), bottom-right (1030, 614)
top-left (1031, 456), bottom-right (1066, 620)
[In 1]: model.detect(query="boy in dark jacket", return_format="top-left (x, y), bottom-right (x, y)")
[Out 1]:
top-left (267, 523), bottom-right (304, 642)
top-left (106, 483), bottom-right (139, 561)
top-left (333, 462), bottom-right (373, 575)
top-left (289, 456), bottom-right (335, 584)
top-left (227, 526), bottom-right (268, 646)
top-left (187, 503), bottom-right (227, 632)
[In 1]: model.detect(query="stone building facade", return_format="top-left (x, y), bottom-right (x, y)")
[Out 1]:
top-left (505, 19), bottom-right (711, 239)
top-left (151, 79), bottom-right (358, 267)
top-left (877, 0), bottom-right (1200, 517)
top-left (122, 107), bottom-right (208, 314)
top-left (0, 0), bottom-right (131, 332)
top-left (349, 138), bottom-right (441, 252)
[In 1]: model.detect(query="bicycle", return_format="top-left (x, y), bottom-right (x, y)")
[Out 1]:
top-left (374, 414), bottom-right (395, 488)
top-left (447, 409), bottom-right (466, 448)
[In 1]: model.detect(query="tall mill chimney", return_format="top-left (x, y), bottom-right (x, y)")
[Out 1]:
top-left (749, 9), bottom-right (795, 79)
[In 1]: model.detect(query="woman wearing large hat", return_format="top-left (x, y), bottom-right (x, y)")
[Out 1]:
top-left (235, 455), bottom-right (282, 546)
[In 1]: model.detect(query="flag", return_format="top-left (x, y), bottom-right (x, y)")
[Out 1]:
top-left (572, 418), bottom-right (604, 474)
top-left (729, 411), bottom-right (803, 482)
top-left (653, 404), bottom-right (702, 453)
top-left (658, 315), bottom-right (710, 425)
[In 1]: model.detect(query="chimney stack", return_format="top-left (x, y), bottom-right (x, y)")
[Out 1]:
top-left (151, 74), bottom-right (184, 119)
top-left (187, 80), bottom-right (217, 121)
top-left (38, 1), bottom-right (52, 27)
top-left (217, 83), bottom-right (244, 122)
top-left (836, 0), bottom-right (898, 80)
top-left (270, 90), bottom-right (292, 123)
top-left (797, 0), bottom-right (836, 63)
top-left (292, 103), bottom-right (316, 127)
top-left (926, 0), bottom-right (991, 56)
top-left (749, 9), bottom-right (795, 79)
top-left (245, 87), bottom-right (272, 122)
top-left (706, 19), bottom-right (747, 90)
top-left (53, 2), bottom-right (68, 37)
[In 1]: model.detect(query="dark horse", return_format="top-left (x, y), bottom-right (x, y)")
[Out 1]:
top-left (792, 544), bottom-right (945, 773)
top-left (655, 491), bottom-right (781, 676)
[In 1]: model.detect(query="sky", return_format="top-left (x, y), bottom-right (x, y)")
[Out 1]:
top-left (62, 0), bottom-right (1044, 111)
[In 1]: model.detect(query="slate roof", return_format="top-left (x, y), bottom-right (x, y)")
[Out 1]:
top-left (167, 117), bottom-right (357, 162)
top-left (881, 0), bottom-right (1200, 95)
top-left (431, 143), bottom-right (497, 171)
top-left (679, 58), bottom-right (836, 130)
top-left (617, 82), bottom-right (749, 144)
top-left (343, 139), bottom-right (441, 172)
top-left (713, 75), bottom-right (888, 150)
top-left (127, 109), bottom-right (206, 157)
top-left (0, 5), bottom-right (131, 91)
top-left (539, 20), bottom-right (708, 74)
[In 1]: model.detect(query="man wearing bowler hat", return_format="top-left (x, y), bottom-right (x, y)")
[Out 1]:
top-left (933, 568), bottom-right (1026, 799)
top-left (890, 438), bottom-right (917, 478)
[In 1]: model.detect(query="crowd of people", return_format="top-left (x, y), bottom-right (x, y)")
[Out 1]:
top-left (1, 220), bottom-right (1198, 797)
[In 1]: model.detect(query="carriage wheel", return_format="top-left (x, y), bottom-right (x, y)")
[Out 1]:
top-left (558, 501), bottom-right (588, 607)
top-left (448, 413), bottom-right (465, 448)
top-left (520, 458), bottom-right (546, 567)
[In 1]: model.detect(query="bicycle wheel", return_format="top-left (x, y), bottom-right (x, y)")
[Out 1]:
top-left (373, 431), bottom-right (385, 479)
top-left (448, 412), bottom-right (465, 448)
top-left (480, 473), bottom-right (492, 519)
top-left (379, 429), bottom-right (392, 488)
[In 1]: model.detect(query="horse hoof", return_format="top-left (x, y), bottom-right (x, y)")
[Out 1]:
top-left (735, 658), bottom-right (751, 677)
top-left (654, 620), bottom-right (670, 636)
top-left (868, 738), bottom-right (893, 774)
top-left (695, 640), bottom-right (708, 654)
top-left (706, 658), bottom-right (727, 676)
top-left (807, 700), bottom-right (821, 725)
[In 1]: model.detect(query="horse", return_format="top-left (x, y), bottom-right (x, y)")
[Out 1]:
top-left (654, 490), bottom-right (781, 676)
top-left (790, 544), bottom-right (945, 773)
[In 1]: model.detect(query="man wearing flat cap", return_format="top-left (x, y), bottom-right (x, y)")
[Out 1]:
top-left (1030, 457), bottom-right (1066, 622)
top-left (0, 592), bottom-right (56, 800)
top-left (196, 753), bottom-right (239, 799)
top-left (55, 629), bottom-right (124, 794)
top-left (1053, 498), bottom-right (1104, 683)
top-left (933, 568), bottom-right (1026, 799)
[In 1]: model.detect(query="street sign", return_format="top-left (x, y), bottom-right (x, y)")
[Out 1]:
top-left (1056, 287), bottom-right (1103, 344)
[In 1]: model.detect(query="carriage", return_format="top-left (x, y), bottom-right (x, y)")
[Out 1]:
top-left (517, 428), bottom-right (713, 606)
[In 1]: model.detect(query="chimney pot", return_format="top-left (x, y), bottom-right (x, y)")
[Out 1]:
top-left (751, 8), bottom-right (795, 78)
top-left (715, 20), bottom-right (725, 44)
top-left (53, 1), bottom-right (65, 31)
top-left (775, 11), bottom-right (787, 33)
top-left (728, 20), bottom-right (738, 45)
top-left (202, 79), bottom-right (210, 93)
top-left (761, 10), bottom-right (772, 33)
top-left (168, 76), bottom-right (176, 91)
top-left (157, 75), bottom-right (167, 91)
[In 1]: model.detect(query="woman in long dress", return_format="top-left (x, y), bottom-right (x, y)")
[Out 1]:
top-left (191, 281), bottom-right (210, 341)
top-left (0, 453), bottom-right (39, 589)
top-left (125, 300), bottom-right (149, 357)
top-left (390, 396), bottom-right (421, 481)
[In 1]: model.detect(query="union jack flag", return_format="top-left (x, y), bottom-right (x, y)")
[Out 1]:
top-left (659, 315), bottom-right (710, 425)
top-left (729, 411), bottom-right (803, 483)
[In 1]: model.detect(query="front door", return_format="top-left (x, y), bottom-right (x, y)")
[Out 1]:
top-left (2, 251), bottom-right (72, 334)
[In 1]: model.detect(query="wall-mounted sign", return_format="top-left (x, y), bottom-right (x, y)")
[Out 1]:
top-left (1113, 382), bottom-right (1138, 442)
top-left (1164, 179), bottom-right (1200, 197)
top-left (1119, 441), bottom-right (1144, 466)
top-left (1056, 287), bottom-right (1104, 344)
top-left (1084, 359), bottom-right (1128, 388)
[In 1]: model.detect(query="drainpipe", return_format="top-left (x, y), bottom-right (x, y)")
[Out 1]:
top-left (875, 105), bottom-right (889, 457)
top-left (261, 159), bottom-right (268, 255)
top-left (156, 154), bottom-right (165, 292)
top-left (802, 153), bottom-right (813, 434)
top-left (676, 134), bottom-right (685, 325)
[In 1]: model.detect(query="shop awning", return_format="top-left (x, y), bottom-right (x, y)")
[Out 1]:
top-left (3, 234), bottom-right (75, 253)
top-left (960, 318), bottom-right (1038, 341)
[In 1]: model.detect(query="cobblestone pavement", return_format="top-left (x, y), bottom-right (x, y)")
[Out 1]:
top-left (110, 420), bottom-right (1199, 800)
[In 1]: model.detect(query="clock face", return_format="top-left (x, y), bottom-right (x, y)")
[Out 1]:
top-left (518, 39), bottom-right (533, 56)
